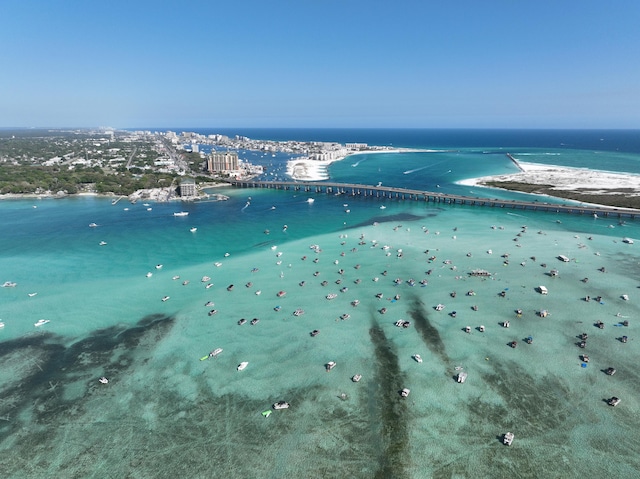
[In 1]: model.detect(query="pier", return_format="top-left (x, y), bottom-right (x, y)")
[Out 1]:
top-left (228, 180), bottom-right (640, 219)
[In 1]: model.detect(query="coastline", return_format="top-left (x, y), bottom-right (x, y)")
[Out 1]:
top-left (456, 160), bottom-right (640, 197)
top-left (285, 148), bottom-right (432, 181)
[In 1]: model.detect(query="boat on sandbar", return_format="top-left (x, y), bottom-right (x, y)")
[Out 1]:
top-left (238, 318), bottom-right (247, 325)
top-left (395, 320), bottom-right (410, 328)
top-left (201, 276), bottom-right (211, 282)
top-left (208, 309), bottom-right (218, 316)
top-left (413, 354), bottom-right (423, 363)
top-left (250, 318), bottom-right (260, 325)
top-left (435, 304), bottom-right (445, 311)
top-left (273, 401), bottom-right (290, 410)
top-left (237, 361), bottom-right (248, 371)
top-left (352, 374), bottom-right (362, 382)
top-left (277, 291), bottom-right (286, 298)
top-left (325, 361), bottom-right (337, 372)
top-left (99, 376), bottom-right (109, 384)
top-left (326, 293), bottom-right (337, 300)
top-left (209, 348), bottom-right (223, 358)
top-left (503, 432), bottom-right (514, 445)
top-left (605, 367), bottom-right (616, 376)
top-left (622, 237), bottom-right (634, 244)
top-left (34, 319), bottom-right (50, 327)
top-left (607, 397), bottom-right (621, 406)
top-left (400, 388), bottom-right (410, 398)
top-left (457, 371), bottom-right (468, 383)
top-left (310, 329), bottom-right (320, 337)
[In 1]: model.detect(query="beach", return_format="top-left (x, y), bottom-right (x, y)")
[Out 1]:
top-left (457, 160), bottom-right (640, 196)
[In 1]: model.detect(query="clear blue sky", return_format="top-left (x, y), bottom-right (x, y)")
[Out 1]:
top-left (1, 0), bottom-right (639, 129)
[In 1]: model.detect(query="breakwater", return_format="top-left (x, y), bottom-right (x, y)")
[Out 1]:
top-left (229, 180), bottom-right (640, 219)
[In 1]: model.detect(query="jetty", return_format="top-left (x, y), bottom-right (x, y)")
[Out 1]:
top-left (506, 153), bottom-right (525, 172)
top-left (228, 180), bottom-right (640, 219)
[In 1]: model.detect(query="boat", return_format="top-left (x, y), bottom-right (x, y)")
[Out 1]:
top-left (89, 223), bottom-right (98, 227)
top-left (306, 198), bottom-right (315, 203)
top-left (28, 292), bottom-right (37, 297)
top-left (250, 318), bottom-right (260, 325)
top-left (395, 320), bottom-right (410, 328)
top-left (99, 241), bottom-right (107, 246)
top-left (277, 290), bottom-right (286, 298)
top-left (34, 319), bottom-right (50, 327)
top-left (621, 294), bottom-right (629, 301)
top-left (558, 255), bottom-right (570, 262)
top-left (208, 309), bottom-right (218, 316)
top-left (155, 264), bottom-right (163, 269)
top-left (201, 276), bottom-right (211, 282)
top-left (146, 272), bottom-right (153, 277)
top-left (310, 329), bottom-right (320, 337)
top-left (325, 361), bottom-right (337, 372)
top-left (538, 285), bottom-right (548, 295)
top-left (209, 348), bottom-right (223, 358)
top-left (435, 304), bottom-right (445, 311)
top-left (352, 374), bottom-right (362, 382)
top-left (622, 237), bottom-right (634, 244)
top-left (457, 371), bottom-right (468, 383)
top-left (238, 318), bottom-right (247, 325)
top-left (2, 281), bottom-right (17, 288)
top-left (605, 367), bottom-right (617, 376)
top-left (255, 290), bottom-right (261, 295)
top-left (237, 361), bottom-right (248, 371)
top-left (174, 212), bottom-right (189, 217)
top-left (161, 296), bottom-right (170, 302)
top-left (400, 388), bottom-right (410, 398)
top-left (190, 227), bottom-right (197, 232)
top-left (273, 401), bottom-right (290, 410)
top-left (0, 322), bottom-right (4, 328)
top-left (205, 283), bottom-right (213, 289)
top-left (413, 354), bottom-right (423, 363)
top-left (172, 275), bottom-right (180, 280)
top-left (214, 262), bottom-right (222, 267)
top-left (99, 376), bottom-right (109, 384)
top-left (326, 293), bottom-right (337, 300)
top-left (503, 432), bottom-right (514, 445)
top-left (262, 410), bottom-right (272, 418)
top-left (607, 396), bottom-right (621, 406)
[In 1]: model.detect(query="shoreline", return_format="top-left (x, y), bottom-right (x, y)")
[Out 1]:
top-left (456, 160), bottom-right (640, 195)
top-left (285, 148), bottom-right (434, 182)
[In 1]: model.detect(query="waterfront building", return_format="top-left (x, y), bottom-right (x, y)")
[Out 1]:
top-left (207, 151), bottom-right (239, 174)
top-left (179, 177), bottom-right (196, 197)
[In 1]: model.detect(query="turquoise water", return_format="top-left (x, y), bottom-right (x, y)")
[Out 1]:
top-left (1, 131), bottom-right (640, 478)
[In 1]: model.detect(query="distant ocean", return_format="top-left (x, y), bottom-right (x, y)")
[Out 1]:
top-left (2, 129), bottom-right (640, 478)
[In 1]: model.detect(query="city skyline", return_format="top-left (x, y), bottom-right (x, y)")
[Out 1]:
top-left (1, 0), bottom-right (639, 129)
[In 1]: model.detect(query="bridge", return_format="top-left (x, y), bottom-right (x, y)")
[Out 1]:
top-left (228, 180), bottom-right (640, 219)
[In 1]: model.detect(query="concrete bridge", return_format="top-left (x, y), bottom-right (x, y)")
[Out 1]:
top-left (228, 180), bottom-right (640, 219)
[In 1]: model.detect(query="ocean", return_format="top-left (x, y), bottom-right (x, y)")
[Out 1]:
top-left (1, 129), bottom-right (639, 478)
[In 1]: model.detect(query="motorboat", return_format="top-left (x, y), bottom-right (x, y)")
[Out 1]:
top-left (326, 293), bottom-right (337, 300)
top-left (173, 212), bottom-right (189, 217)
top-left (237, 361), bottom-right (248, 371)
top-left (99, 376), bottom-right (109, 384)
top-left (306, 198), bottom-right (315, 203)
top-left (310, 329), bottom-right (320, 337)
top-left (352, 374), bottom-right (362, 382)
top-left (607, 397), bottom-right (621, 406)
top-left (205, 301), bottom-right (215, 307)
top-left (0, 322), bottom-right (4, 328)
top-left (325, 361), bottom-right (337, 372)
top-left (2, 281), bottom-right (17, 288)
top-left (413, 354), bottom-right (423, 363)
top-left (161, 296), bottom-right (170, 302)
top-left (400, 388), bottom-right (410, 398)
top-left (622, 237), bottom-right (634, 244)
top-left (395, 320), bottom-right (410, 328)
top-left (255, 290), bottom-right (261, 295)
top-left (201, 276), bottom-right (211, 282)
top-left (238, 318), bottom-right (247, 325)
top-left (277, 290), bottom-right (286, 298)
top-left (605, 367), bottom-right (617, 376)
top-left (214, 262), bottom-right (222, 267)
top-left (621, 294), bottom-right (629, 301)
top-left (172, 275), bottom-right (180, 280)
top-left (208, 310), bottom-right (218, 316)
top-left (34, 319), bottom-right (50, 327)
top-left (190, 227), bottom-right (197, 233)
top-left (146, 272), bottom-right (153, 278)
top-left (156, 264), bottom-right (163, 269)
top-left (99, 241), bottom-right (107, 246)
top-left (293, 309), bottom-right (304, 316)
top-left (538, 285), bottom-right (548, 295)
top-left (435, 304), bottom-right (445, 311)
top-left (250, 318), bottom-right (260, 325)
top-left (503, 432), bottom-right (514, 445)
top-left (205, 283), bottom-right (213, 289)
top-left (89, 222), bottom-right (98, 227)
top-left (209, 348), bottom-right (223, 358)
top-left (351, 299), bottom-right (360, 307)
top-left (182, 280), bottom-right (190, 286)
top-left (557, 255), bottom-right (570, 262)
top-left (457, 371), bottom-right (468, 383)
top-left (273, 401), bottom-right (290, 410)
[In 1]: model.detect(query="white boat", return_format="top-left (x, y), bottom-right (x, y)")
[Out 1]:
top-left (28, 292), bottom-right (37, 297)
top-left (214, 262), bottom-right (222, 267)
top-left (190, 227), bottom-right (197, 232)
top-left (307, 198), bottom-right (315, 203)
top-left (557, 255), bottom-right (570, 262)
top-left (325, 361), bottom-right (336, 372)
top-left (435, 304), bottom-right (445, 311)
top-left (326, 293), bottom-right (337, 300)
top-left (352, 374), bottom-right (362, 382)
top-left (174, 212), bottom-right (189, 217)
top-left (34, 319), bottom-right (50, 327)
top-left (413, 354), bottom-right (423, 363)
top-left (89, 223), bottom-right (98, 228)
top-left (99, 241), bottom-right (107, 246)
top-left (201, 276), bottom-right (211, 282)
top-left (146, 272), bottom-right (153, 277)
top-left (2, 281), bottom-right (17, 288)
top-left (380, 205), bottom-right (386, 209)
top-left (237, 361), bottom-right (248, 371)
top-left (503, 432), bottom-right (514, 445)
top-left (273, 401), bottom-right (290, 410)
top-left (161, 296), bottom-right (170, 302)
top-left (156, 264), bottom-right (163, 269)
top-left (622, 294), bottom-right (629, 301)
top-left (99, 376), bottom-right (109, 384)
top-left (172, 275), bottom-right (180, 280)
top-left (457, 371), bottom-right (468, 383)
top-left (623, 237), bottom-right (634, 244)
top-left (209, 348), bottom-right (223, 358)
top-left (400, 388), bottom-right (410, 398)
top-left (607, 396), bottom-right (621, 406)
top-left (255, 290), bottom-right (262, 295)
top-left (0, 322), bottom-right (5, 328)
top-left (538, 285), bottom-right (548, 295)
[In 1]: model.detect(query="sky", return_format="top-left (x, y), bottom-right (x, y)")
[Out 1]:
top-left (1, 0), bottom-right (639, 129)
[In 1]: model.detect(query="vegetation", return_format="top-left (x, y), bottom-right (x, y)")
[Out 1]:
top-left (483, 181), bottom-right (640, 209)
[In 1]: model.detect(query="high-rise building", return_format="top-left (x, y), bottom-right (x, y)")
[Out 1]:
top-left (207, 151), bottom-right (239, 173)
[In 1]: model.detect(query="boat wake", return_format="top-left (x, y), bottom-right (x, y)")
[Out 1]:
top-left (403, 165), bottom-right (429, 175)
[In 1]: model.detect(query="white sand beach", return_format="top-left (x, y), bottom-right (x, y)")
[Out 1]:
top-left (286, 148), bottom-right (433, 181)
top-left (458, 161), bottom-right (640, 196)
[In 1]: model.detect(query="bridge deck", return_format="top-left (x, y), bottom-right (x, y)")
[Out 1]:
top-left (228, 180), bottom-right (640, 219)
